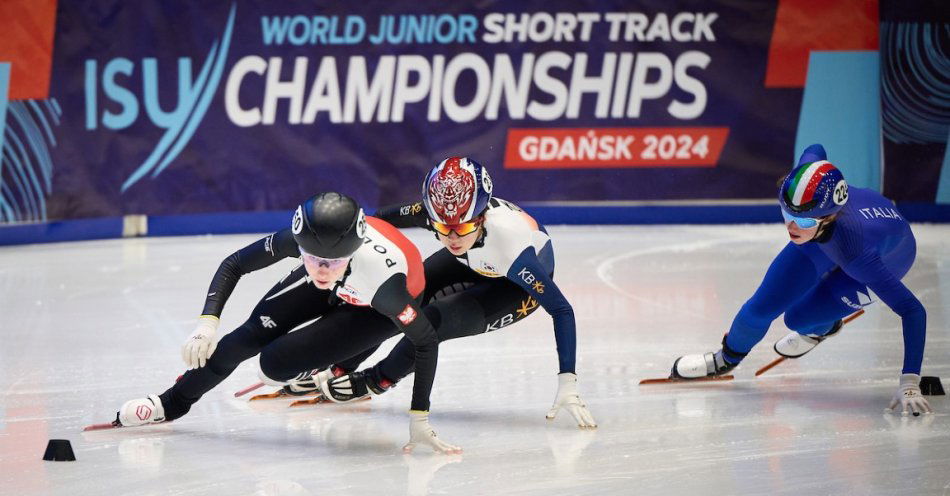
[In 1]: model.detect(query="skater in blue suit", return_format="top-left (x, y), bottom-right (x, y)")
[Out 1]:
top-left (671, 144), bottom-right (933, 416)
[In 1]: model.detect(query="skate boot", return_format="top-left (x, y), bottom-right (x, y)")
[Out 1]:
top-left (282, 367), bottom-right (345, 396)
top-left (774, 319), bottom-right (843, 358)
top-left (671, 335), bottom-right (747, 379)
top-left (117, 394), bottom-right (166, 426)
top-left (322, 368), bottom-right (394, 403)
top-left (671, 350), bottom-right (738, 379)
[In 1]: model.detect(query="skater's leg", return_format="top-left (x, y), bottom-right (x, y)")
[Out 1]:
top-left (724, 243), bottom-right (827, 359)
top-left (376, 279), bottom-right (537, 383)
top-left (156, 266), bottom-right (331, 421)
top-left (784, 268), bottom-right (870, 336)
top-left (672, 243), bottom-right (828, 379)
top-left (257, 305), bottom-right (399, 383)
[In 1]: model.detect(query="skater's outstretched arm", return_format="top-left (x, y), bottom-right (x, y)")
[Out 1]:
top-left (841, 251), bottom-right (931, 415)
top-left (371, 274), bottom-right (461, 454)
top-left (506, 247), bottom-right (596, 428)
top-left (184, 229), bottom-right (299, 369)
top-left (201, 228), bottom-right (300, 317)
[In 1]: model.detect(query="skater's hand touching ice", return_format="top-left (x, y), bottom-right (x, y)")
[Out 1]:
top-left (886, 373), bottom-right (934, 416)
top-left (403, 411), bottom-right (462, 455)
top-left (546, 373), bottom-right (597, 429)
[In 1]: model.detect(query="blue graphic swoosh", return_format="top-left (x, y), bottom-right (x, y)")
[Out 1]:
top-left (121, 3), bottom-right (236, 191)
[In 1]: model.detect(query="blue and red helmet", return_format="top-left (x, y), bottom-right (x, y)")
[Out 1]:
top-left (779, 145), bottom-right (848, 219)
top-left (422, 157), bottom-right (493, 225)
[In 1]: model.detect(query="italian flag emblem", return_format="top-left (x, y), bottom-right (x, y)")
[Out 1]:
top-left (786, 161), bottom-right (835, 207)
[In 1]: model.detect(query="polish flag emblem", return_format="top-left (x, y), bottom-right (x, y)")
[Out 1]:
top-left (397, 305), bottom-right (417, 325)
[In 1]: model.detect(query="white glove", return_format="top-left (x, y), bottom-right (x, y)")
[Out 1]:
top-left (181, 315), bottom-right (219, 369)
top-left (886, 373), bottom-right (934, 416)
top-left (403, 411), bottom-right (462, 455)
top-left (546, 373), bottom-right (597, 429)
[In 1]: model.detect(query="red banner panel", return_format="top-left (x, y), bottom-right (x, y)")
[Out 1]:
top-left (504, 127), bottom-right (729, 169)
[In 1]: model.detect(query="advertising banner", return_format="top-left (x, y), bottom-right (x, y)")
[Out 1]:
top-left (12, 0), bottom-right (812, 221)
top-left (0, 0), bottom-right (856, 222)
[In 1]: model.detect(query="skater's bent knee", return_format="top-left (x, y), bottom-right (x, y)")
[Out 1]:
top-left (258, 350), bottom-right (295, 383)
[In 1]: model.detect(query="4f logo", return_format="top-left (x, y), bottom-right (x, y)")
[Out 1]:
top-left (84, 4), bottom-right (236, 191)
top-left (259, 315), bottom-right (277, 328)
top-left (518, 268), bottom-right (545, 294)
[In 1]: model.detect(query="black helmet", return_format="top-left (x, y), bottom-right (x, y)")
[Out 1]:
top-left (291, 192), bottom-right (366, 258)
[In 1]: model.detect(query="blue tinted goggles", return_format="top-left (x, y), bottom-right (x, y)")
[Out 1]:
top-left (781, 209), bottom-right (820, 229)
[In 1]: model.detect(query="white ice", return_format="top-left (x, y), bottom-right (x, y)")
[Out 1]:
top-left (1, 224), bottom-right (949, 496)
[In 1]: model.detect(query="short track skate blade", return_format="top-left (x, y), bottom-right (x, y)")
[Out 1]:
top-left (289, 395), bottom-right (331, 407)
top-left (754, 357), bottom-right (786, 376)
top-left (83, 421), bottom-right (121, 431)
top-left (234, 382), bottom-right (264, 397)
top-left (82, 420), bottom-right (167, 431)
top-left (289, 396), bottom-right (371, 408)
top-left (249, 390), bottom-right (320, 401)
top-left (638, 375), bottom-right (734, 385)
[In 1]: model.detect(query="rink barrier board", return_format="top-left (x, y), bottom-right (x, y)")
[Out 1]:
top-left (1, 204), bottom-right (948, 246)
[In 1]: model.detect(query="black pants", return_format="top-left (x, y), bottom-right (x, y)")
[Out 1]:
top-left (376, 249), bottom-right (542, 382)
top-left (159, 265), bottom-right (396, 421)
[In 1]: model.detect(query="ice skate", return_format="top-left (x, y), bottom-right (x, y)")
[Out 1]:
top-left (774, 319), bottom-right (843, 358)
top-left (322, 368), bottom-right (394, 403)
top-left (250, 367), bottom-right (340, 401)
top-left (671, 349), bottom-right (738, 379)
top-left (117, 394), bottom-right (166, 426)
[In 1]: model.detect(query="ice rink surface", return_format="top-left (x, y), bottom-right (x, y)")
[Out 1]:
top-left (1, 224), bottom-right (949, 496)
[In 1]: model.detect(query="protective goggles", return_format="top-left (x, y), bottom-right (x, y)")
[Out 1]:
top-left (299, 247), bottom-right (351, 269)
top-left (781, 209), bottom-right (820, 229)
top-left (431, 219), bottom-right (480, 236)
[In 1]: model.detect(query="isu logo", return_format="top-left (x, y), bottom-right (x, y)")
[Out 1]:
top-left (259, 315), bottom-right (277, 328)
top-left (136, 405), bottom-right (152, 421)
top-left (397, 304), bottom-right (417, 325)
top-left (85, 5), bottom-right (237, 191)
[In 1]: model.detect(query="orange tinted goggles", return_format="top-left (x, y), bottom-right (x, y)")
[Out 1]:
top-left (431, 220), bottom-right (480, 236)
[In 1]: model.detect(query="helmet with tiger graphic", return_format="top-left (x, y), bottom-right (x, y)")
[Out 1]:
top-left (779, 144), bottom-right (848, 219)
top-left (421, 157), bottom-right (493, 225)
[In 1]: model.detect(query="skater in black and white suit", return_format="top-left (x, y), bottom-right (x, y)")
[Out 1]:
top-left (113, 192), bottom-right (461, 453)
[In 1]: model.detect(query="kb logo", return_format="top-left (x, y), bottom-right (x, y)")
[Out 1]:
top-left (84, 4), bottom-right (236, 192)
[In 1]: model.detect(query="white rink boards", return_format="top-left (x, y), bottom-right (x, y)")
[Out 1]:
top-left (1, 224), bottom-right (948, 495)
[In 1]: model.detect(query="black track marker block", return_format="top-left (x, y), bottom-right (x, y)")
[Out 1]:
top-left (43, 439), bottom-right (76, 461)
top-left (920, 376), bottom-right (945, 396)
